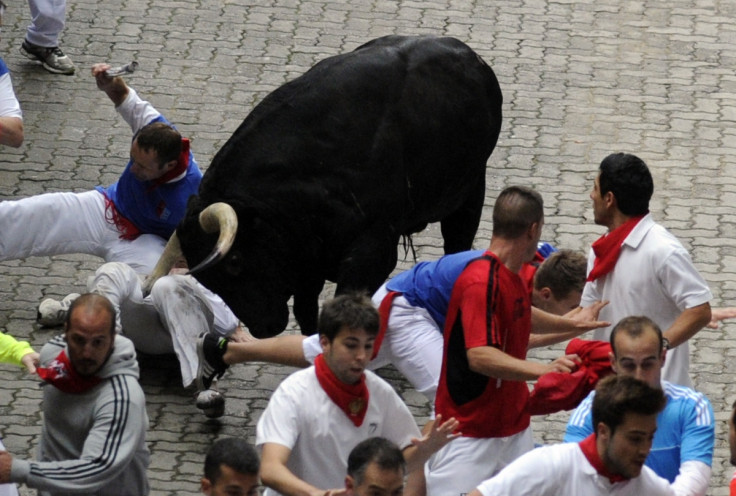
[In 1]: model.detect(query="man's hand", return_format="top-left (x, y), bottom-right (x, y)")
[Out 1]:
top-left (707, 307), bottom-right (736, 329)
top-left (91, 63), bottom-right (129, 106)
top-left (228, 325), bottom-right (257, 343)
top-left (410, 414), bottom-right (461, 456)
top-left (20, 351), bottom-right (39, 374)
top-left (567, 301), bottom-right (611, 331)
top-left (545, 353), bottom-right (580, 374)
top-left (0, 451), bottom-right (12, 483)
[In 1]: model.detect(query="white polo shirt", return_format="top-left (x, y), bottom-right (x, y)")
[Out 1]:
top-left (581, 214), bottom-right (712, 387)
top-left (256, 366), bottom-right (421, 496)
top-left (475, 442), bottom-right (675, 496)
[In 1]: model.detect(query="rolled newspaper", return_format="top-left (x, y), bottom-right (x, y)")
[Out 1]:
top-left (105, 61), bottom-right (139, 77)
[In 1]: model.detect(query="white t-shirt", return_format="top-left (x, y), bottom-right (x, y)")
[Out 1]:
top-left (475, 442), bottom-right (675, 496)
top-left (581, 214), bottom-right (712, 387)
top-left (256, 367), bottom-right (421, 495)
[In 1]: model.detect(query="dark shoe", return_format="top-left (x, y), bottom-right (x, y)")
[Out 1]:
top-left (21, 39), bottom-right (75, 75)
top-left (196, 333), bottom-right (229, 391)
top-left (195, 389), bottom-right (225, 418)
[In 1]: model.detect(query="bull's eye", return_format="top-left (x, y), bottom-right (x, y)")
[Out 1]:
top-left (224, 251), bottom-right (245, 276)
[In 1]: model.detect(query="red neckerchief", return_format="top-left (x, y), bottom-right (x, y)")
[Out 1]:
top-left (37, 349), bottom-right (102, 394)
top-left (314, 353), bottom-right (369, 427)
top-left (372, 291), bottom-right (401, 360)
top-left (147, 137), bottom-right (191, 191)
top-left (578, 434), bottom-right (627, 484)
top-left (587, 214), bottom-right (647, 282)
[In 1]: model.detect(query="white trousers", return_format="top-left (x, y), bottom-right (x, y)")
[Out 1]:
top-left (425, 427), bottom-right (534, 496)
top-left (88, 262), bottom-right (235, 388)
top-left (26, 0), bottom-right (66, 46)
top-left (0, 190), bottom-right (166, 273)
top-left (302, 282), bottom-right (444, 402)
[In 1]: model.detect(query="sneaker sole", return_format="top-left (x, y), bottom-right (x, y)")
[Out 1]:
top-left (20, 46), bottom-right (75, 75)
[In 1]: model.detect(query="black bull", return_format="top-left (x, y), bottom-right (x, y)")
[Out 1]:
top-left (157, 35), bottom-right (503, 338)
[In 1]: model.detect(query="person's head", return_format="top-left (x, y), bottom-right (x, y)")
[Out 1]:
top-left (201, 438), bottom-right (260, 496)
top-left (592, 153), bottom-right (653, 226)
top-left (531, 249), bottom-right (587, 315)
top-left (346, 437), bottom-right (405, 496)
top-left (319, 293), bottom-right (379, 385)
top-left (64, 293), bottom-right (116, 376)
top-left (609, 316), bottom-right (665, 388)
top-left (492, 186), bottom-right (544, 261)
top-left (129, 122), bottom-right (183, 181)
top-left (592, 375), bottom-right (666, 479)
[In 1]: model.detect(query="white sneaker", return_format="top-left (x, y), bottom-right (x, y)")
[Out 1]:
top-left (195, 389), bottom-right (225, 418)
top-left (37, 293), bottom-right (81, 327)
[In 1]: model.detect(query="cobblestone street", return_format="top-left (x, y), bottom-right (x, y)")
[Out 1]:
top-left (2, 0), bottom-right (736, 494)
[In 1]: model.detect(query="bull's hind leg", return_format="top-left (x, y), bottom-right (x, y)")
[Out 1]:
top-left (440, 175), bottom-right (485, 253)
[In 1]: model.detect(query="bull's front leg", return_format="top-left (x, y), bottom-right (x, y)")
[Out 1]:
top-left (293, 278), bottom-right (325, 335)
top-left (335, 225), bottom-right (399, 300)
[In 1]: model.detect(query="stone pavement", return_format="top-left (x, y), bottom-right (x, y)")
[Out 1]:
top-left (1, 0), bottom-right (736, 494)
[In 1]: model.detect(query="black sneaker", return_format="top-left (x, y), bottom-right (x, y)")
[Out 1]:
top-left (196, 333), bottom-right (229, 391)
top-left (21, 39), bottom-right (75, 75)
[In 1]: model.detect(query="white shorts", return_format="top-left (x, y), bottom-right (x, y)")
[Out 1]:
top-left (425, 427), bottom-right (534, 496)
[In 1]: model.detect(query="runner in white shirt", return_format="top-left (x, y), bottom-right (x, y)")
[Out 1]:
top-left (255, 293), bottom-right (458, 496)
top-left (581, 153), bottom-right (711, 387)
top-left (469, 375), bottom-right (673, 496)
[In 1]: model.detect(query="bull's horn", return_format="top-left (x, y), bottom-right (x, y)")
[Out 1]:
top-left (187, 202), bottom-right (238, 275)
top-left (143, 232), bottom-right (184, 294)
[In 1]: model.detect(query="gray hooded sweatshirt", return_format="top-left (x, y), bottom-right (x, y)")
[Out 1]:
top-left (10, 334), bottom-right (150, 496)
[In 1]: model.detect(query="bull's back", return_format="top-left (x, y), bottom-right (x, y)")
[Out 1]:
top-left (200, 35), bottom-right (501, 230)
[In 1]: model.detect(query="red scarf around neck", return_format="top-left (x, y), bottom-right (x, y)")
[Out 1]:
top-left (579, 434), bottom-right (628, 484)
top-left (587, 214), bottom-right (646, 282)
top-left (37, 349), bottom-right (102, 394)
top-left (314, 353), bottom-right (369, 427)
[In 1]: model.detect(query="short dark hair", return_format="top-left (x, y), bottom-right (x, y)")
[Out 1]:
top-left (598, 153), bottom-right (653, 216)
top-left (492, 186), bottom-right (544, 238)
top-left (134, 122), bottom-right (183, 167)
top-left (592, 375), bottom-right (665, 436)
top-left (318, 293), bottom-right (379, 342)
top-left (731, 399), bottom-right (736, 426)
top-left (609, 315), bottom-right (664, 357)
top-left (533, 249), bottom-right (587, 299)
top-left (204, 438), bottom-right (259, 483)
top-left (65, 293), bottom-right (116, 337)
top-left (347, 437), bottom-right (406, 485)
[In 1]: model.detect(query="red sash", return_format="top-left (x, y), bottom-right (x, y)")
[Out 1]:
top-left (587, 215), bottom-right (646, 282)
top-left (579, 434), bottom-right (627, 483)
top-left (372, 291), bottom-right (401, 360)
top-left (37, 349), bottom-right (102, 394)
top-left (314, 353), bottom-right (369, 427)
top-left (103, 194), bottom-right (141, 240)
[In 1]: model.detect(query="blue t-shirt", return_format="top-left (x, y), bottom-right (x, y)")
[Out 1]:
top-left (387, 250), bottom-right (485, 329)
top-left (96, 115), bottom-right (202, 239)
top-left (564, 381), bottom-right (715, 482)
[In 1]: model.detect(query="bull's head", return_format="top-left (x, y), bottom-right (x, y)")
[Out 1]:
top-left (146, 201), bottom-right (295, 338)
